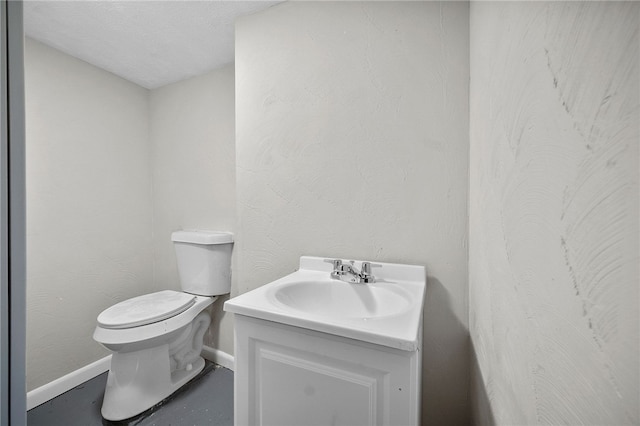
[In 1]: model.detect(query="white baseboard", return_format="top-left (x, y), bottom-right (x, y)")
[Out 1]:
top-left (27, 347), bottom-right (234, 410)
top-left (27, 355), bottom-right (112, 411)
top-left (202, 345), bottom-right (234, 371)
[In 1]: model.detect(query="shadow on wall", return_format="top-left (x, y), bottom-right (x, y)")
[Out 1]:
top-left (471, 344), bottom-right (495, 426)
top-left (421, 277), bottom-right (471, 425)
top-left (205, 295), bottom-right (230, 349)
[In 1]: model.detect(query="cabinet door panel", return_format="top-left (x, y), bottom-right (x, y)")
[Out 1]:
top-left (235, 315), bottom-right (420, 426)
top-left (255, 343), bottom-right (386, 426)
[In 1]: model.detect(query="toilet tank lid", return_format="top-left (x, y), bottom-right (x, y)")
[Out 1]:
top-left (171, 230), bottom-right (233, 245)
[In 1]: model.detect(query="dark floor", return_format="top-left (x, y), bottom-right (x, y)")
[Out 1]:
top-left (27, 362), bottom-right (234, 426)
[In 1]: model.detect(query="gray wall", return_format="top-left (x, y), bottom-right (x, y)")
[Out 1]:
top-left (235, 2), bottom-right (470, 424)
top-left (469, 2), bottom-right (639, 424)
top-left (25, 38), bottom-right (153, 391)
top-left (25, 39), bottom-right (236, 391)
top-left (149, 64), bottom-right (236, 351)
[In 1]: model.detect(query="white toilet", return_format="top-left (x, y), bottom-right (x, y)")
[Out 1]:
top-left (93, 230), bottom-right (233, 421)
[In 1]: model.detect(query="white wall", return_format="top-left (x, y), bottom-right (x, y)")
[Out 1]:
top-left (149, 65), bottom-right (236, 350)
top-left (25, 38), bottom-right (154, 391)
top-left (235, 2), bottom-right (470, 424)
top-left (469, 2), bottom-right (639, 424)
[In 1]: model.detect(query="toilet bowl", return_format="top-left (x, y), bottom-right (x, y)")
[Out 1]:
top-left (93, 230), bottom-right (233, 421)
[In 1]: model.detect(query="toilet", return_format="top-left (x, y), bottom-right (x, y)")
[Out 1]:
top-left (93, 230), bottom-right (233, 421)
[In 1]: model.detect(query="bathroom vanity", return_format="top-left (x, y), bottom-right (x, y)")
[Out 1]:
top-left (224, 256), bottom-right (426, 426)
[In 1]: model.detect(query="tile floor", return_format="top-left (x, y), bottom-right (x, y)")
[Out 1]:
top-left (27, 362), bottom-right (234, 426)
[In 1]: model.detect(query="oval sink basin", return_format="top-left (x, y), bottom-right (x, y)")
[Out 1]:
top-left (271, 280), bottom-right (412, 319)
top-left (225, 256), bottom-right (427, 350)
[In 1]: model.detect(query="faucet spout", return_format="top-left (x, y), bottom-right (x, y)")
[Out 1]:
top-left (346, 261), bottom-right (361, 277)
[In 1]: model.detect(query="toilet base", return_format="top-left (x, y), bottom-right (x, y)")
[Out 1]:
top-left (101, 347), bottom-right (205, 421)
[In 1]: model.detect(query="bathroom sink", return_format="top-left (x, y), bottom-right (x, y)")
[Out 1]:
top-left (271, 280), bottom-right (412, 319)
top-left (225, 256), bottom-right (426, 351)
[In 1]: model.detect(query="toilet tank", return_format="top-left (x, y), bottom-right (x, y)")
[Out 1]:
top-left (171, 230), bottom-right (233, 296)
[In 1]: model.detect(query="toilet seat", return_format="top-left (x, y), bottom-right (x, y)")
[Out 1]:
top-left (94, 294), bottom-right (216, 347)
top-left (97, 290), bottom-right (196, 329)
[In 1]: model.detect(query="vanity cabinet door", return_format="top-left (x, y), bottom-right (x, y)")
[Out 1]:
top-left (234, 315), bottom-right (420, 426)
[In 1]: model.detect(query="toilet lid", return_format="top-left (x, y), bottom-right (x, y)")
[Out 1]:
top-left (97, 290), bottom-right (197, 329)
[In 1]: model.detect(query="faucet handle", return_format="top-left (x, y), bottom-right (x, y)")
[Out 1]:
top-left (361, 261), bottom-right (381, 274)
top-left (360, 262), bottom-right (381, 283)
top-left (324, 259), bottom-right (344, 280)
top-left (323, 258), bottom-right (342, 271)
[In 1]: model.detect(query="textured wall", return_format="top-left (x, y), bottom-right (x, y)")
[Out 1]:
top-left (149, 65), bottom-right (236, 351)
top-left (235, 2), bottom-right (470, 424)
top-left (469, 2), bottom-right (639, 424)
top-left (25, 38), bottom-right (154, 391)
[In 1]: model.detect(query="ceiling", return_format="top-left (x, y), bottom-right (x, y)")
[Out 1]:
top-left (23, 0), bottom-right (283, 89)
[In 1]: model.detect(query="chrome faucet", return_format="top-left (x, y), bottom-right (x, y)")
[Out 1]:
top-left (360, 261), bottom-right (379, 283)
top-left (324, 259), bottom-right (380, 283)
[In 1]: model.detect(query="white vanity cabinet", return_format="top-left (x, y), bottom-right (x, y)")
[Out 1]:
top-left (225, 257), bottom-right (426, 426)
top-left (234, 315), bottom-right (421, 426)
